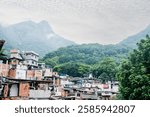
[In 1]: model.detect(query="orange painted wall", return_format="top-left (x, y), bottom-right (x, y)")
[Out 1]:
top-left (26, 70), bottom-right (34, 79)
top-left (8, 69), bottom-right (16, 78)
top-left (34, 70), bottom-right (42, 80)
top-left (19, 82), bottom-right (30, 97)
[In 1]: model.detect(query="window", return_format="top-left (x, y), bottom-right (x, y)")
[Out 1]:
top-left (77, 93), bottom-right (80, 97)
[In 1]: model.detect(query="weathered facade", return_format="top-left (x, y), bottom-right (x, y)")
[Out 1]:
top-left (0, 77), bottom-right (53, 100)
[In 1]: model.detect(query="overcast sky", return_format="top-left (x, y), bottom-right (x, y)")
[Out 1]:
top-left (0, 0), bottom-right (150, 44)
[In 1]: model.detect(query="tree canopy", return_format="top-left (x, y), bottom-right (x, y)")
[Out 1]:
top-left (0, 40), bottom-right (7, 62)
top-left (117, 35), bottom-right (150, 99)
top-left (42, 43), bottom-right (130, 77)
top-left (92, 57), bottom-right (118, 83)
top-left (43, 44), bottom-right (130, 65)
top-left (53, 62), bottom-right (91, 77)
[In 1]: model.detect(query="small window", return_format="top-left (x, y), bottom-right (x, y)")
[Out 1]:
top-left (77, 93), bottom-right (80, 97)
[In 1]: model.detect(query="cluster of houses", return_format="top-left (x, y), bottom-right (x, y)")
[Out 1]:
top-left (0, 40), bottom-right (119, 100)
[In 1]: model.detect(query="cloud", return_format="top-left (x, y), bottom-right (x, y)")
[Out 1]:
top-left (0, 0), bottom-right (150, 44)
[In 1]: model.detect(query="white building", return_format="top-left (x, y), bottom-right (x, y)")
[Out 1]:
top-left (16, 65), bottom-right (27, 79)
top-left (23, 51), bottom-right (39, 68)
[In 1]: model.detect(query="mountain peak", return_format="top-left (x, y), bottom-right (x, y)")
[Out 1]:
top-left (0, 20), bottom-right (75, 56)
top-left (38, 20), bottom-right (53, 33)
top-left (13, 20), bottom-right (36, 26)
top-left (119, 24), bottom-right (150, 48)
top-left (39, 20), bottom-right (49, 25)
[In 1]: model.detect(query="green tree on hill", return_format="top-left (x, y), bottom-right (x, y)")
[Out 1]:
top-left (0, 40), bottom-right (7, 62)
top-left (117, 35), bottom-right (150, 99)
top-left (92, 57), bottom-right (117, 83)
top-left (54, 62), bottom-right (91, 77)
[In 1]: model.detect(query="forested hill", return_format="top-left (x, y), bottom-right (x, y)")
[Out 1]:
top-left (42, 24), bottom-right (150, 67)
top-left (120, 24), bottom-right (150, 48)
top-left (42, 43), bottom-right (131, 67)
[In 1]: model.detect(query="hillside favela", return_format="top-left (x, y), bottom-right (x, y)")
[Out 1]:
top-left (0, 39), bottom-right (119, 100)
top-left (0, 21), bottom-right (150, 100)
top-left (0, 0), bottom-right (150, 100)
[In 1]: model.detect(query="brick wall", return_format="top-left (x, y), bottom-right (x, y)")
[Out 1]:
top-left (27, 70), bottom-right (43, 80)
top-left (3, 84), bottom-right (9, 97)
top-left (34, 70), bottom-right (42, 80)
top-left (19, 82), bottom-right (30, 97)
top-left (8, 69), bottom-right (16, 78)
top-left (26, 70), bottom-right (34, 79)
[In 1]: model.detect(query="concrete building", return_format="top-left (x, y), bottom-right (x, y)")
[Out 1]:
top-left (38, 63), bottom-right (45, 69)
top-left (9, 49), bottom-right (24, 67)
top-left (23, 51), bottom-right (39, 68)
top-left (8, 65), bottom-right (27, 79)
top-left (10, 49), bottom-right (23, 61)
top-left (0, 77), bottom-right (53, 100)
top-left (26, 69), bottom-right (43, 80)
top-left (43, 68), bottom-right (53, 78)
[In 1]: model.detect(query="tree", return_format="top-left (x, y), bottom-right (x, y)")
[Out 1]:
top-left (92, 57), bottom-right (117, 83)
top-left (42, 43), bottom-right (130, 66)
top-left (98, 72), bottom-right (110, 83)
top-left (0, 40), bottom-right (7, 62)
top-left (53, 62), bottom-right (91, 77)
top-left (117, 35), bottom-right (150, 99)
top-left (45, 58), bottom-right (57, 68)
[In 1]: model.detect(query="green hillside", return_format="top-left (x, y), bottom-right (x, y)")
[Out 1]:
top-left (42, 43), bottom-right (131, 78)
top-left (120, 24), bottom-right (150, 48)
top-left (43, 43), bottom-right (130, 66)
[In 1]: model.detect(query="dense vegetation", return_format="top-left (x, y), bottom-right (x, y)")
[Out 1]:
top-left (92, 57), bottom-right (118, 83)
top-left (54, 62), bottom-right (91, 77)
top-left (0, 40), bottom-right (7, 61)
top-left (43, 43), bottom-right (131, 78)
top-left (43, 44), bottom-right (130, 65)
top-left (43, 35), bottom-right (150, 99)
top-left (117, 35), bottom-right (150, 99)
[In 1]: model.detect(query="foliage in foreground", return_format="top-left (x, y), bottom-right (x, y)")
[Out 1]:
top-left (117, 35), bottom-right (150, 100)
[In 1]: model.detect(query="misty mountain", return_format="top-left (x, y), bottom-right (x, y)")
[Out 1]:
top-left (119, 24), bottom-right (150, 48)
top-left (42, 24), bottom-right (150, 67)
top-left (0, 20), bottom-right (75, 57)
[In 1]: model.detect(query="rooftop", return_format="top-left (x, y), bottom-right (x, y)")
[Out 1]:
top-left (23, 51), bottom-right (39, 56)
